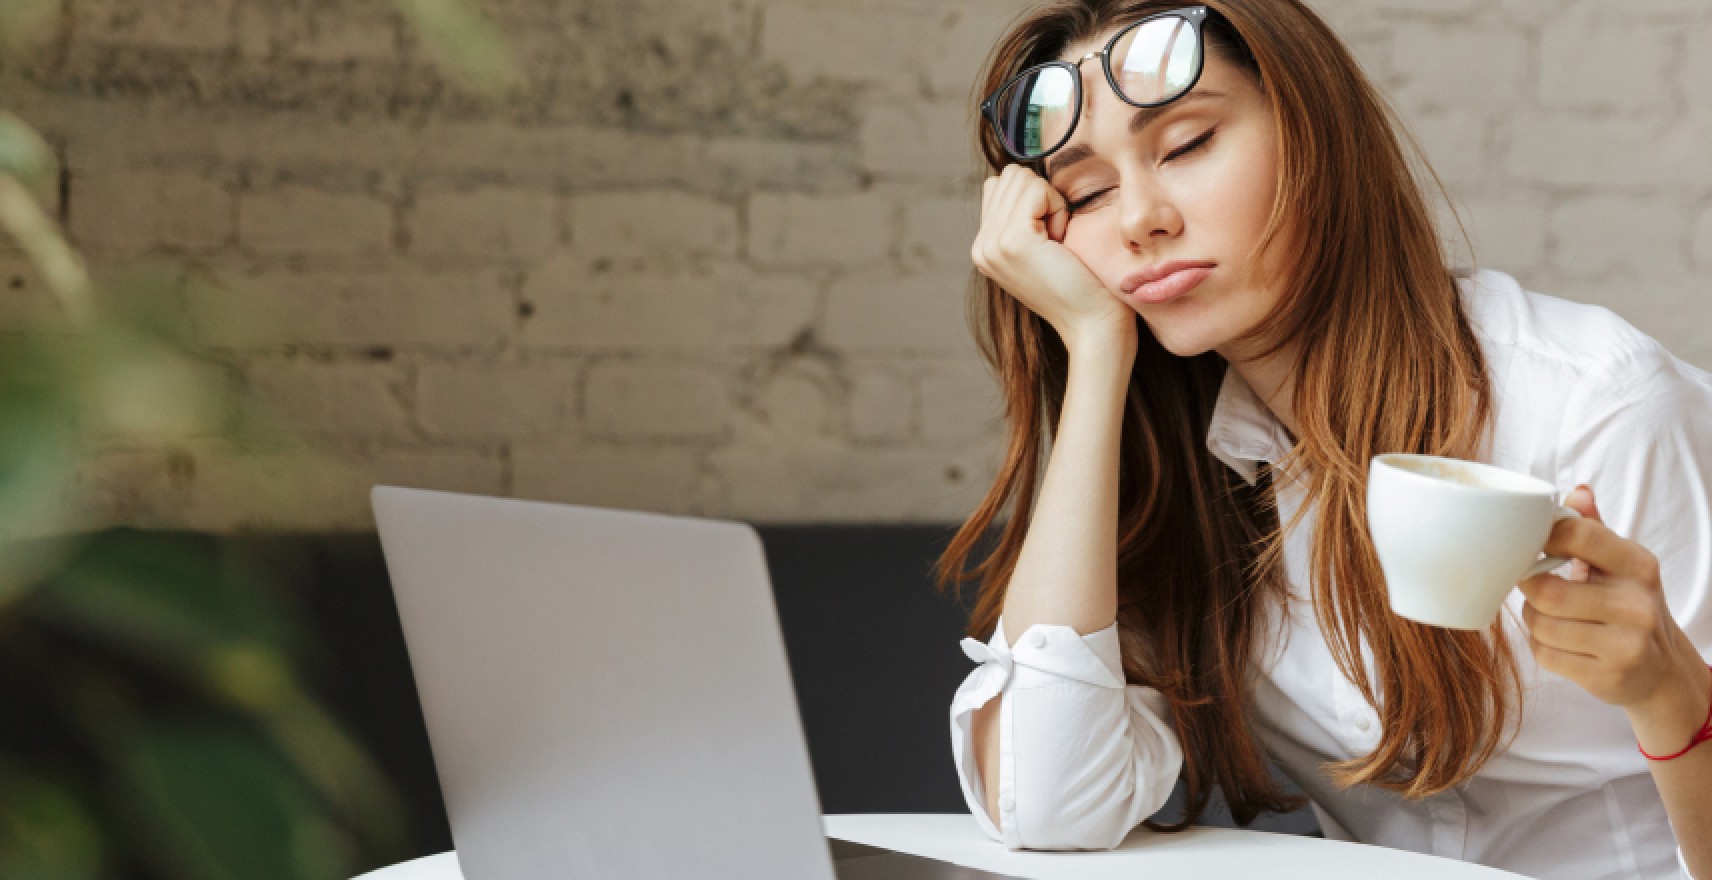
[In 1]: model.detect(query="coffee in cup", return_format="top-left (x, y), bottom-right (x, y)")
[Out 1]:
top-left (1366, 453), bottom-right (1581, 630)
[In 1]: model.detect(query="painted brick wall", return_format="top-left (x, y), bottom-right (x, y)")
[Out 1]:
top-left (1, 0), bottom-right (1707, 529)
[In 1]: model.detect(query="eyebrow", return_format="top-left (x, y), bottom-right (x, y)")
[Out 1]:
top-left (1045, 89), bottom-right (1228, 182)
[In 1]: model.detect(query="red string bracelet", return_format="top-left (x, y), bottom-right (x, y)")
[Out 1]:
top-left (1637, 664), bottom-right (1712, 762)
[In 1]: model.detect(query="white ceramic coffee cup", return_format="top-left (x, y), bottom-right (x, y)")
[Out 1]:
top-left (1367, 453), bottom-right (1582, 630)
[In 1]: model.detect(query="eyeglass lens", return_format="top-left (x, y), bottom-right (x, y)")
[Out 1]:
top-left (993, 13), bottom-right (1202, 160)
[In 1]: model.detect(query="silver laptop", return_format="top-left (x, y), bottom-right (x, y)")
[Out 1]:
top-left (371, 486), bottom-right (1017, 879)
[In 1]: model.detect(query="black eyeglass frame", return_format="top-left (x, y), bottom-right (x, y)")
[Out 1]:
top-left (980, 5), bottom-right (1211, 168)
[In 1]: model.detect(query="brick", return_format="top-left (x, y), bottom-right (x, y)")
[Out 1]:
top-left (747, 192), bottom-right (892, 268)
top-left (847, 366), bottom-right (914, 443)
top-left (74, 0), bottom-right (236, 51)
top-left (899, 194), bottom-right (979, 271)
top-left (1435, 197), bottom-right (1549, 274)
top-left (760, 6), bottom-right (925, 88)
top-left (705, 446), bottom-right (994, 521)
top-left (70, 448), bottom-right (194, 530)
top-left (239, 186), bottom-right (394, 256)
top-left (1689, 28), bottom-right (1712, 125)
top-left (695, 137), bottom-right (861, 198)
top-left (824, 270), bottom-right (978, 355)
top-left (512, 445), bottom-right (708, 514)
top-left (362, 448), bottom-right (507, 499)
top-left (1539, 13), bottom-right (1673, 111)
top-left (1388, 24), bottom-right (1527, 112)
top-left (244, 361), bottom-right (411, 439)
top-left (1532, 273), bottom-right (1701, 340)
top-left (1401, 111), bottom-right (1488, 190)
top-left (568, 191), bottom-right (738, 264)
top-left (1504, 113), bottom-right (1712, 189)
top-left (416, 360), bottom-right (576, 441)
top-left (519, 257), bottom-right (817, 350)
top-left (188, 269), bottom-right (512, 349)
top-left (413, 123), bottom-right (701, 189)
top-left (40, 98), bottom-right (419, 176)
top-left (583, 361), bottom-right (732, 442)
top-left (860, 98), bottom-right (982, 181)
top-left (407, 188), bottom-right (560, 260)
top-left (1548, 196), bottom-right (1686, 277)
top-left (236, 3), bottom-right (401, 63)
top-left (923, 2), bottom-right (1031, 101)
top-left (180, 445), bottom-right (504, 531)
top-left (87, 354), bottom-right (230, 442)
top-left (733, 274), bottom-right (823, 350)
top-left (69, 169), bottom-right (232, 253)
top-left (733, 360), bottom-right (839, 444)
top-left (1693, 205), bottom-right (1712, 269)
top-left (919, 362), bottom-right (1002, 444)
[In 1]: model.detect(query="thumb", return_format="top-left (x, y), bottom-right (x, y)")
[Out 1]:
top-left (1565, 484), bottom-right (1601, 522)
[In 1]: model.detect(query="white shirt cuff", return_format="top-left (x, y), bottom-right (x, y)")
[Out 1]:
top-left (948, 615), bottom-right (1133, 848)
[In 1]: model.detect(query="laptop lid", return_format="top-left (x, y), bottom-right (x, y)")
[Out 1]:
top-left (372, 486), bottom-right (836, 880)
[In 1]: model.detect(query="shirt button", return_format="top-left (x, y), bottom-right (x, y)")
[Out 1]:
top-left (1028, 632), bottom-right (1048, 649)
top-left (999, 796), bottom-right (1015, 813)
top-left (1354, 717), bottom-right (1373, 733)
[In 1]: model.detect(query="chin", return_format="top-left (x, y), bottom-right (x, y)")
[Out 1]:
top-left (1142, 321), bottom-right (1221, 359)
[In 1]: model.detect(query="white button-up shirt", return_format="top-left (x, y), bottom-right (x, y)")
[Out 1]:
top-left (949, 268), bottom-right (1710, 879)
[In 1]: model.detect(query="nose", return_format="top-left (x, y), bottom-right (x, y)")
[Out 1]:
top-left (1117, 173), bottom-right (1182, 250)
top-left (1074, 66), bottom-right (1183, 249)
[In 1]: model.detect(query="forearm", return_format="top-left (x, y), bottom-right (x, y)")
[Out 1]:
top-left (1000, 328), bottom-right (1137, 638)
top-left (970, 325), bottom-right (1137, 826)
top-left (1627, 652), bottom-right (1712, 878)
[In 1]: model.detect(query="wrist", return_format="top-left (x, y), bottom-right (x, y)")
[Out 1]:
top-left (1627, 654), bottom-right (1712, 757)
top-left (1062, 316), bottom-right (1137, 363)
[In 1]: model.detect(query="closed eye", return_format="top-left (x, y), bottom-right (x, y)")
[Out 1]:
top-left (1064, 128), bottom-right (1219, 214)
top-left (1163, 127), bottom-right (1216, 163)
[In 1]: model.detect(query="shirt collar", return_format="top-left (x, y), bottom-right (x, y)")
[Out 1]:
top-left (1206, 362), bottom-right (1295, 487)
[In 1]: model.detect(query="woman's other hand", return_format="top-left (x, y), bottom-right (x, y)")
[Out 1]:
top-left (1518, 484), bottom-right (1711, 756)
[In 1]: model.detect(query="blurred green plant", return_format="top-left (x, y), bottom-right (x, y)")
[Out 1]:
top-left (0, 1), bottom-right (520, 878)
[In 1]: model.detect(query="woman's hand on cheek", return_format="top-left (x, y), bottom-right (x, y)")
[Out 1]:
top-left (972, 164), bottom-right (1135, 354)
top-left (1517, 486), bottom-right (1708, 719)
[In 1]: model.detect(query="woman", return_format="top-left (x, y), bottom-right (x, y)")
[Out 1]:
top-left (938, 2), bottom-right (1712, 878)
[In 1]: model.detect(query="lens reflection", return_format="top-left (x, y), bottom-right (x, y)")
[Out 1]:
top-left (1111, 15), bottom-right (1200, 104)
top-left (998, 65), bottom-right (1077, 158)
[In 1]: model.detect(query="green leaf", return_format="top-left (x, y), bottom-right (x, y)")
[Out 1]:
top-left (0, 111), bottom-right (54, 186)
top-left (115, 722), bottom-right (358, 880)
top-left (393, 0), bottom-right (524, 94)
top-left (0, 764), bottom-right (106, 880)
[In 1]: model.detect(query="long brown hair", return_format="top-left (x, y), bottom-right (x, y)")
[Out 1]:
top-left (936, 0), bottom-right (1519, 829)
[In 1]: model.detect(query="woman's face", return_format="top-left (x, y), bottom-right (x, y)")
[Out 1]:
top-left (1047, 32), bottom-right (1292, 362)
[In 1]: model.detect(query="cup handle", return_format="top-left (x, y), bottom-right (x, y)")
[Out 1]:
top-left (1521, 504), bottom-right (1582, 580)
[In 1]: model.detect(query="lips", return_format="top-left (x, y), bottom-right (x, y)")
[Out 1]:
top-left (1120, 261), bottom-right (1216, 304)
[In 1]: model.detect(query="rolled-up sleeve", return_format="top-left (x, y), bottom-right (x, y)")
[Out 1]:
top-left (948, 615), bottom-right (1183, 850)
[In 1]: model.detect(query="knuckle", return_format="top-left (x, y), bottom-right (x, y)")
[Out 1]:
top-left (1639, 552), bottom-right (1661, 584)
top-left (994, 231), bottom-right (1028, 257)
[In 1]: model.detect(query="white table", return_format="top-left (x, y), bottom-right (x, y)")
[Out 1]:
top-left (354, 813), bottom-right (1532, 880)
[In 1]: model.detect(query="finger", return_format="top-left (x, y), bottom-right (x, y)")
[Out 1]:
top-left (1517, 572), bottom-right (1612, 621)
top-left (1543, 514), bottom-right (1651, 580)
top-left (1565, 484), bottom-right (1601, 523)
top-left (1529, 633), bottom-right (1602, 677)
top-left (1043, 184), bottom-right (1070, 242)
top-left (991, 164), bottom-right (1030, 238)
top-left (1522, 601), bottom-right (1605, 656)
